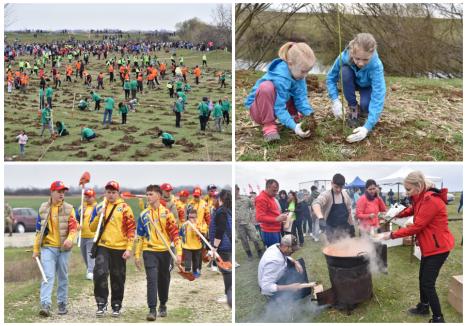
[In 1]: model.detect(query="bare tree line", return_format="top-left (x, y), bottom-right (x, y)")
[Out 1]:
top-left (236, 3), bottom-right (462, 76)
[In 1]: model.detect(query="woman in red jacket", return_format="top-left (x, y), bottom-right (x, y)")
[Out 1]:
top-left (381, 171), bottom-right (454, 323)
top-left (355, 179), bottom-right (387, 234)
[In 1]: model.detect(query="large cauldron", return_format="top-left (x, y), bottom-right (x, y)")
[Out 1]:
top-left (318, 239), bottom-right (387, 312)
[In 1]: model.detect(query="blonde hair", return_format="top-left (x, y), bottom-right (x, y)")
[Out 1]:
top-left (278, 42), bottom-right (315, 67)
top-left (349, 33), bottom-right (377, 55)
top-left (404, 171), bottom-right (435, 192)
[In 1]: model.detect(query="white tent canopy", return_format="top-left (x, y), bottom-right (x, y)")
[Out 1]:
top-left (378, 167), bottom-right (443, 185)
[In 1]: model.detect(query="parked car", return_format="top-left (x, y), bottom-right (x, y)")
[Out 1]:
top-left (5, 208), bottom-right (38, 233)
top-left (447, 193), bottom-right (455, 204)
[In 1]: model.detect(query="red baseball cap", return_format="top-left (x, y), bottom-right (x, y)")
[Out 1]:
top-left (179, 189), bottom-right (189, 197)
top-left (105, 181), bottom-right (120, 191)
top-left (161, 183), bottom-right (173, 192)
top-left (84, 189), bottom-right (96, 197)
top-left (50, 181), bottom-right (69, 192)
top-left (193, 188), bottom-right (202, 197)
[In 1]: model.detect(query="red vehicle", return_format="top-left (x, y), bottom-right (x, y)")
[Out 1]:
top-left (6, 208), bottom-right (37, 233)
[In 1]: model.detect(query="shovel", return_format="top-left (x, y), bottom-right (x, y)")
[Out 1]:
top-left (77, 171), bottom-right (91, 247)
top-left (148, 216), bottom-right (195, 281)
top-left (186, 220), bottom-right (232, 271)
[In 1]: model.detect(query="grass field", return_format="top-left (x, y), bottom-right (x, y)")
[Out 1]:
top-left (235, 71), bottom-right (463, 161)
top-left (5, 33), bottom-right (232, 161)
top-left (235, 193), bottom-right (463, 323)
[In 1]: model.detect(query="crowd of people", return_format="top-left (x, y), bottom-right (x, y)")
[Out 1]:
top-left (24, 180), bottom-right (231, 320)
top-left (4, 37), bottom-right (231, 158)
top-left (238, 170), bottom-right (456, 323)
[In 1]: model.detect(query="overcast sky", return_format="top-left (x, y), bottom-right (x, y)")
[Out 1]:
top-left (5, 3), bottom-right (221, 31)
top-left (5, 164), bottom-right (232, 189)
top-left (236, 163), bottom-right (463, 194)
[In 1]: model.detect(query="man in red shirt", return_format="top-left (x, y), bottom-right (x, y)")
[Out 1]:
top-left (255, 179), bottom-right (288, 247)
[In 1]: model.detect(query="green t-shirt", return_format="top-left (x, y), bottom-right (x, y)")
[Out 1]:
top-left (213, 103), bottom-right (223, 118)
top-left (288, 202), bottom-right (296, 221)
top-left (222, 100), bottom-right (231, 112)
top-left (119, 104), bottom-right (129, 114)
top-left (41, 108), bottom-right (51, 124)
top-left (175, 81), bottom-right (183, 90)
top-left (123, 80), bottom-right (131, 90)
top-left (92, 93), bottom-right (101, 102)
top-left (104, 97), bottom-right (115, 110)
top-left (162, 132), bottom-right (174, 141)
top-left (175, 99), bottom-right (184, 113)
top-left (130, 80), bottom-right (138, 90)
top-left (56, 121), bottom-right (67, 135)
top-left (46, 87), bottom-right (53, 98)
top-left (82, 128), bottom-right (94, 138)
top-left (177, 91), bottom-right (187, 103)
top-left (198, 101), bottom-right (209, 117)
top-left (184, 84), bottom-right (191, 91)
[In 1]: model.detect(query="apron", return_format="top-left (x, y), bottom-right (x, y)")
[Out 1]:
top-left (326, 191), bottom-right (351, 241)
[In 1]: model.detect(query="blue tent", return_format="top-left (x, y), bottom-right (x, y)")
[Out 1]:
top-left (345, 176), bottom-right (366, 190)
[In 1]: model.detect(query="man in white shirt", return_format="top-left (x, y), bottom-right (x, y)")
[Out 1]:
top-left (258, 235), bottom-right (311, 301)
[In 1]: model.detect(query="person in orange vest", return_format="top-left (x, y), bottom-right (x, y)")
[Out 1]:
top-left (119, 65), bottom-right (126, 86)
top-left (75, 61), bottom-right (81, 78)
top-left (54, 71), bottom-right (61, 89)
top-left (7, 70), bottom-right (14, 94)
top-left (193, 66), bottom-right (201, 85)
top-left (97, 72), bottom-right (104, 89)
top-left (181, 66), bottom-right (188, 83)
top-left (147, 72), bottom-right (156, 89)
top-left (66, 65), bottom-right (73, 82)
top-left (159, 62), bottom-right (166, 80)
top-left (137, 73), bottom-right (143, 94)
top-left (20, 73), bottom-right (29, 93)
top-left (108, 65), bottom-right (114, 83)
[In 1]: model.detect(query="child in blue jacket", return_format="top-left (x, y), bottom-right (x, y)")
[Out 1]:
top-left (244, 42), bottom-right (316, 142)
top-left (327, 33), bottom-right (386, 143)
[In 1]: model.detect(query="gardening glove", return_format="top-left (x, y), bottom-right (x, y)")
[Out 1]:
top-left (331, 99), bottom-right (343, 118)
top-left (346, 127), bottom-right (368, 143)
top-left (294, 124), bottom-right (311, 138)
top-left (319, 218), bottom-right (327, 231)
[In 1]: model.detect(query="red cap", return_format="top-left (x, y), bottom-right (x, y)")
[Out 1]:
top-left (84, 189), bottom-right (96, 197)
top-left (105, 181), bottom-right (120, 191)
top-left (193, 188), bottom-right (202, 197)
top-left (50, 180), bottom-right (69, 192)
top-left (179, 189), bottom-right (189, 197)
top-left (161, 183), bottom-right (173, 192)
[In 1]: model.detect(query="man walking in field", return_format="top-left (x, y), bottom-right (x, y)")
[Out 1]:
top-left (33, 181), bottom-right (78, 317)
top-left (135, 184), bottom-right (182, 321)
top-left (89, 181), bottom-right (135, 318)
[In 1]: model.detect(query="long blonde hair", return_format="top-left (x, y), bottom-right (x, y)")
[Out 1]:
top-left (348, 33), bottom-right (377, 56)
top-left (278, 42), bottom-right (315, 67)
top-left (404, 171), bottom-right (435, 193)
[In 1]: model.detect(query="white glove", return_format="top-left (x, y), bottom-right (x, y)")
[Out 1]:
top-left (384, 203), bottom-right (406, 219)
top-left (346, 127), bottom-right (368, 143)
top-left (331, 99), bottom-right (343, 118)
top-left (294, 124), bottom-right (311, 138)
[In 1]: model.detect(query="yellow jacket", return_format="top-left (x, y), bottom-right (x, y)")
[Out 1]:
top-left (134, 204), bottom-right (182, 259)
top-left (77, 201), bottom-right (97, 239)
top-left (188, 198), bottom-right (211, 228)
top-left (180, 219), bottom-right (207, 250)
top-left (89, 198), bottom-right (136, 251)
top-left (33, 201), bottom-right (77, 253)
top-left (175, 199), bottom-right (188, 226)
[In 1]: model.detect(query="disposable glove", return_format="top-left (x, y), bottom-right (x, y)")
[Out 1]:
top-left (294, 124), bottom-right (311, 138)
top-left (332, 99), bottom-right (343, 118)
top-left (319, 218), bottom-right (327, 231)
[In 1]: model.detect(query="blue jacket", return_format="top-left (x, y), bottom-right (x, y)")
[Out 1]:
top-left (326, 49), bottom-right (386, 131)
top-left (244, 58), bottom-right (313, 130)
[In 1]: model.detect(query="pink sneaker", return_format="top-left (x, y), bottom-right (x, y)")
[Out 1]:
top-left (262, 123), bottom-right (280, 142)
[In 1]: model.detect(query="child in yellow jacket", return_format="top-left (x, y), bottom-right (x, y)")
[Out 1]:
top-left (179, 206), bottom-right (207, 277)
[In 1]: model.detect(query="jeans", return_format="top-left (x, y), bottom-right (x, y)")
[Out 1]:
top-left (103, 109), bottom-right (112, 126)
top-left (215, 117), bottom-right (222, 131)
top-left (261, 231), bottom-right (281, 248)
top-left (175, 111), bottom-right (181, 127)
top-left (419, 251), bottom-right (450, 317)
top-left (80, 237), bottom-right (96, 274)
top-left (19, 144), bottom-right (25, 155)
top-left (40, 247), bottom-right (71, 306)
top-left (342, 65), bottom-right (371, 113)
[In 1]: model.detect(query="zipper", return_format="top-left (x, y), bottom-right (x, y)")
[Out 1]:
top-left (432, 234), bottom-right (440, 248)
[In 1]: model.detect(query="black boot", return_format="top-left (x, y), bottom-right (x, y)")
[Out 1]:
top-left (146, 308), bottom-right (157, 321)
top-left (159, 305), bottom-right (167, 317)
top-left (429, 315), bottom-right (445, 323)
top-left (408, 303), bottom-right (430, 316)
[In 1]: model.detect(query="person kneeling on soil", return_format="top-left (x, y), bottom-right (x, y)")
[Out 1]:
top-left (80, 125), bottom-right (96, 142)
top-left (78, 98), bottom-right (89, 111)
top-left (327, 33), bottom-right (386, 143)
top-left (55, 121), bottom-right (69, 136)
top-left (157, 130), bottom-right (175, 148)
top-left (258, 234), bottom-right (311, 302)
top-left (244, 42), bottom-right (316, 142)
top-left (135, 184), bottom-right (182, 321)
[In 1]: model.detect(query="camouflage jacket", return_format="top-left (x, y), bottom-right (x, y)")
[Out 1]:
top-left (235, 196), bottom-right (253, 225)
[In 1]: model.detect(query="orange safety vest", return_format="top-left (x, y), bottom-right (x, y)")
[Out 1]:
top-left (160, 63), bottom-right (166, 71)
top-left (137, 74), bottom-right (143, 82)
top-left (109, 65), bottom-right (114, 73)
top-left (76, 62), bottom-right (81, 70)
top-left (194, 68), bottom-right (201, 77)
